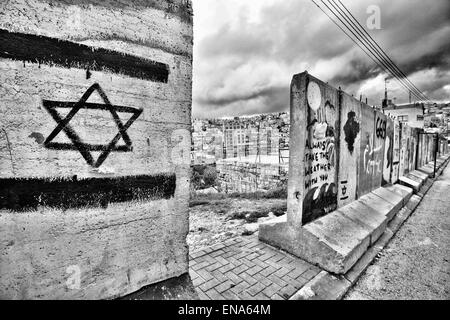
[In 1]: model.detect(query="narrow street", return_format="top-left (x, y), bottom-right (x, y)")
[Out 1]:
top-left (345, 164), bottom-right (450, 300)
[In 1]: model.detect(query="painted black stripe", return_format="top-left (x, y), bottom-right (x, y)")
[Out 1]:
top-left (43, 100), bottom-right (141, 114)
top-left (0, 174), bottom-right (176, 211)
top-left (44, 143), bottom-right (132, 152)
top-left (0, 29), bottom-right (169, 82)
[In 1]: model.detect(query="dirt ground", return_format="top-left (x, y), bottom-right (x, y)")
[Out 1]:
top-left (187, 196), bottom-right (286, 252)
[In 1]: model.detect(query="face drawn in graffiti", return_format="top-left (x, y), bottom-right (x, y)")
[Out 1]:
top-left (306, 81), bottom-right (337, 142)
top-left (307, 108), bottom-right (336, 143)
top-left (43, 83), bottom-right (143, 168)
top-left (343, 111), bottom-right (360, 155)
top-left (326, 138), bottom-right (335, 167)
top-left (313, 122), bottom-right (328, 139)
top-left (307, 81), bottom-right (321, 111)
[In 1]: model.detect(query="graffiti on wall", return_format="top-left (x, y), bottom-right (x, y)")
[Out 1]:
top-left (391, 121), bottom-right (401, 183)
top-left (399, 124), bottom-right (408, 176)
top-left (303, 81), bottom-right (337, 224)
top-left (409, 130), bottom-right (417, 172)
top-left (0, 29), bottom-right (169, 82)
top-left (376, 116), bottom-right (386, 139)
top-left (362, 132), bottom-right (383, 175)
top-left (42, 83), bottom-right (143, 168)
top-left (0, 29), bottom-right (186, 211)
top-left (339, 180), bottom-right (349, 201)
top-left (382, 119), bottom-right (394, 185)
top-left (371, 114), bottom-right (386, 189)
top-left (343, 111), bottom-right (360, 155)
top-left (358, 107), bottom-right (385, 196)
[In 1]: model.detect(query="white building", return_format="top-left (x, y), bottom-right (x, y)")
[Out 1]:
top-left (384, 102), bottom-right (425, 128)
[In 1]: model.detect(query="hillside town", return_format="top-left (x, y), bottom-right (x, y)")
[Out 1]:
top-left (191, 102), bottom-right (450, 193)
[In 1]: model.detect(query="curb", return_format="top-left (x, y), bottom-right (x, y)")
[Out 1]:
top-left (289, 154), bottom-right (450, 300)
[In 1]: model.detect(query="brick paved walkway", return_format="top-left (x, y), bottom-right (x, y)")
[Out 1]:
top-left (189, 234), bottom-right (321, 300)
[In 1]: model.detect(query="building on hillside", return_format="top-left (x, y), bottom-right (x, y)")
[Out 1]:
top-left (424, 102), bottom-right (450, 135)
top-left (384, 102), bottom-right (426, 128)
top-left (191, 112), bottom-right (290, 165)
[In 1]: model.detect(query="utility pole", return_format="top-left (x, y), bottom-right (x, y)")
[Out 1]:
top-left (256, 122), bottom-right (261, 164)
top-left (201, 135), bottom-right (204, 165)
top-left (384, 78), bottom-right (388, 107)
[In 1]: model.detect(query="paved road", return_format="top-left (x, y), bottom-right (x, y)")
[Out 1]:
top-left (345, 164), bottom-right (450, 300)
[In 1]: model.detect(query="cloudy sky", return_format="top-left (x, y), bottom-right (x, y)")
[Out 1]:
top-left (191, 0), bottom-right (450, 118)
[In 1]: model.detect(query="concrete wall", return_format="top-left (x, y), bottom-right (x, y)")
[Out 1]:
top-left (0, 0), bottom-right (192, 299)
top-left (337, 93), bottom-right (361, 208)
top-left (358, 104), bottom-right (385, 197)
top-left (288, 72), bottom-right (440, 226)
top-left (302, 78), bottom-right (339, 224)
top-left (416, 133), bottom-right (434, 168)
top-left (438, 139), bottom-right (449, 155)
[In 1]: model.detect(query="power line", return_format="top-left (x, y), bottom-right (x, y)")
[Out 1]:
top-left (333, 0), bottom-right (431, 102)
top-left (335, 0), bottom-right (431, 102)
top-left (319, 0), bottom-right (427, 103)
top-left (326, 0), bottom-right (430, 103)
top-left (311, 0), bottom-right (433, 104)
top-left (309, 0), bottom-right (393, 94)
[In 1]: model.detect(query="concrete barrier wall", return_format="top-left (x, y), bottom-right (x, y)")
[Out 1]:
top-left (399, 124), bottom-right (417, 176)
top-left (288, 72), bottom-right (440, 226)
top-left (302, 78), bottom-right (339, 224)
top-left (358, 104), bottom-right (386, 196)
top-left (0, 0), bottom-right (192, 299)
top-left (438, 139), bottom-right (449, 155)
top-left (337, 92), bottom-right (360, 208)
top-left (416, 133), bottom-right (448, 169)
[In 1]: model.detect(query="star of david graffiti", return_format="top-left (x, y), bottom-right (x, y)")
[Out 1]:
top-left (43, 83), bottom-right (143, 168)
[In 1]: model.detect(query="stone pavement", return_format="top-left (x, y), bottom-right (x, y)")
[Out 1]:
top-left (188, 235), bottom-right (321, 300)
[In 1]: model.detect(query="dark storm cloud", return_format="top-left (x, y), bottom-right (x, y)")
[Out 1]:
top-left (329, 59), bottom-right (381, 86)
top-left (398, 43), bottom-right (450, 76)
top-left (193, 0), bottom-right (450, 117)
top-left (197, 86), bottom-right (286, 107)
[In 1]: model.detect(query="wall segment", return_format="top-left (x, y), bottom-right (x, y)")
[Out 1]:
top-left (0, 0), bottom-right (193, 299)
top-left (259, 71), bottom-right (447, 274)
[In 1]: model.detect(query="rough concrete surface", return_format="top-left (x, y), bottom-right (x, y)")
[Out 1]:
top-left (344, 163), bottom-right (450, 300)
top-left (0, 0), bottom-right (193, 299)
top-left (121, 273), bottom-right (198, 300)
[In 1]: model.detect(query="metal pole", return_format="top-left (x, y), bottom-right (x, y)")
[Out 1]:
top-left (433, 133), bottom-right (438, 178)
top-left (415, 131), bottom-right (420, 170)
